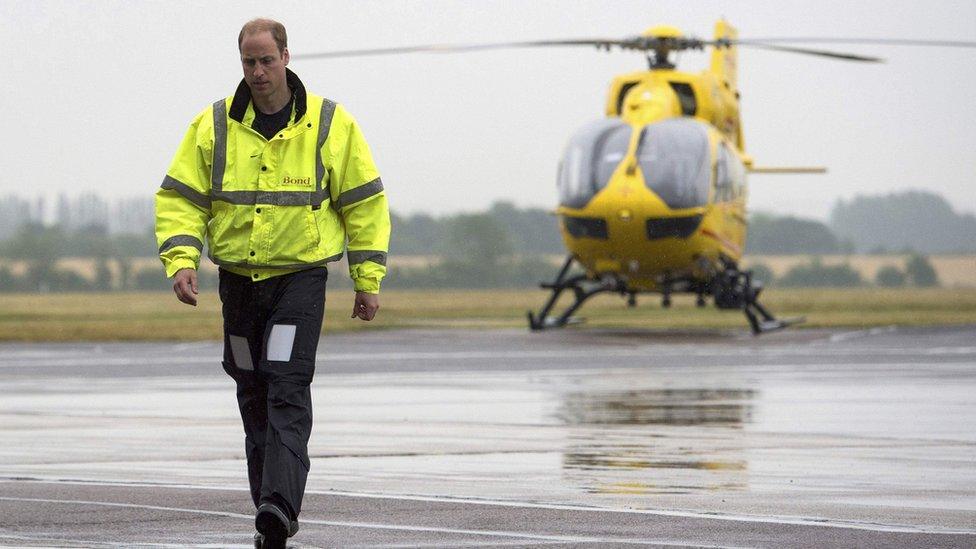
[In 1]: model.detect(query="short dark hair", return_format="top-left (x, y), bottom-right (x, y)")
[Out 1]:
top-left (238, 18), bottom-right (288, 55)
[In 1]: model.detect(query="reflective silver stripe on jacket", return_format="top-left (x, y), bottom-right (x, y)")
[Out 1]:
top-left (335, 178), bottom-right (384, 210)
top-left (160, 175), bottom-right (211, 210)
top-left (315, 100), bottom-right (337, 199)
top-left (211, 99), bottom-right (227, 193)
top-left (347, 250), bottom-right (387, 266)
top-left (159, 234), bottom-right (204, 254)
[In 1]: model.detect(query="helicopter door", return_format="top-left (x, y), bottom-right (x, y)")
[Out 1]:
top-left (635, 119), bottom-right (711, 209)
top-left (557, 119), bottom-right (631, 209)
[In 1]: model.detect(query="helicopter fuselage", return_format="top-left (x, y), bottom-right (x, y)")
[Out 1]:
top-left (555, 65), bottom-right (750, 293)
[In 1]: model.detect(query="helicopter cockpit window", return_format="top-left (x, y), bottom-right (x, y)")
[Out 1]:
top-left (715, 142), bottom-right (747, 202)
top-left (557, 119), bottom-right (631, 208)
top-left (635, 119), bottom-right (711, 209)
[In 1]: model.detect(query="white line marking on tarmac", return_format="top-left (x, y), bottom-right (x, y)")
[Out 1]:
top-left (0, 495), bottom-right (251, 519)
top-left (2, 479), bottom-right (974, 536)
top-left (0, 531), bottom-right (734, 549)
top-left (317, 489), bottom-right (976, 536)
top-left (348, 541), bottom-right (738, 548)
top-left (0, 496), bottom-right (737, 546)
top-left (347, 542), bottom-right (573, 548)
top-left (0, 533), bottom-right (253, 549)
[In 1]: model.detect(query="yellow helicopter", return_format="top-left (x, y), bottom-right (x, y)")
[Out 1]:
top-left (297, 22), bottom-right (975, 334)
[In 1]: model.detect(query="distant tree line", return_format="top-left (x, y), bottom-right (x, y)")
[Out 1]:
top-left (0, 223), bottom-right (161, 293)
top-left (748, 190), bottom-right (976, 254)
top-left (0, 191), bottom-right (966, 292)
top-left (385, 203), bottom-right (561, 288)
top-left (746, 213), bottom-right (852, 254)
top-left (0, 202), bottom-right (564, 292)
top-left (392, 201), bottom-right (563, 255)
top-left (831, 191), bottom-right (976, 254)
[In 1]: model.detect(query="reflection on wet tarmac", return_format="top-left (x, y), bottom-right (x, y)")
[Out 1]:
top-left (586, 481), bottom-right (748, 495)
top-left (565, 451), bottom-right (747, 471)
top-left (562, 436), bottom-right (750, 494)
top-left (558, 388), bottom-right (755, 494)
top-left (556, 388), bottom-right (755, 426)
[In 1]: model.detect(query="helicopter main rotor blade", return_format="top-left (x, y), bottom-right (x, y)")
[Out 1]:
top-left (292, 39), bottom-right (625, 60)
top-left (735, 38), bottom-right (976, 49)
top-left (293, 35), bottom-right (976, 63)
top-left (728, 37), bottom-right (976, 62)
top-left (734, 43), bottom-right (884, 63)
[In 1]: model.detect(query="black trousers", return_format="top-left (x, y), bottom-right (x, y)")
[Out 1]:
top-left (218, 267), bottom-right (327, 520)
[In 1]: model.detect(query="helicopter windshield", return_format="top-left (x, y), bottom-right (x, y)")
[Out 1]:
top-left (636, 119), bottom-right (711, 209)
top-left (557, 119), bottom-right (631, 208)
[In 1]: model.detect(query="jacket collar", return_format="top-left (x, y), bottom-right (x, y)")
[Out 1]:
top-left (229, 68), bottom-right (308, 124)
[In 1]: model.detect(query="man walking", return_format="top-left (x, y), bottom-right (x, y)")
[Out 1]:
top-left (155, 18), bottom-right (390, 548)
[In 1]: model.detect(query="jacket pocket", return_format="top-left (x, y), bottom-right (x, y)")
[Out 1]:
top-left (207, 207), bottom-right (234, 255)
top-left (264, 205), bottom-right (321, 264)
top-left (305, 208), bottom-right (321, 256)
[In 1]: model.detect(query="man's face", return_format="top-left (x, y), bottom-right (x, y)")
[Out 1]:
top-left (240, 31), bottom-right (289, 101)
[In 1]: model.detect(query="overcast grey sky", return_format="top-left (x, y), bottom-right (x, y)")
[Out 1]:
top-left (3, 0), bottom-right (974, 220)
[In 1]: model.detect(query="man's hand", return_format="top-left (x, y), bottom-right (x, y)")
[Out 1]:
top-left (351, 291), bottom-right (379, 321)
top-left (173, 268), bottom-right (199, 306)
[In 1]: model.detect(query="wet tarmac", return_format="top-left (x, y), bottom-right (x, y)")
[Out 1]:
top-left (0, 325), bottom-right (974, 547)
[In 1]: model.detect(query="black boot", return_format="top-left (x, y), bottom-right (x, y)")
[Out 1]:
top-left (253, 517), bottom-right (299, 547)
top-left (255, 503), bottom-right (289, 549)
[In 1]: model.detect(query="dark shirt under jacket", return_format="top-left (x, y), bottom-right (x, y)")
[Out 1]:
top-left (252, 93), bottom-right (295, 140)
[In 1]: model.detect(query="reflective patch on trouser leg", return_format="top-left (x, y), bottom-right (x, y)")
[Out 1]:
top-left (228, 335), bottom-right (254, 370)
top-left (267, 324), bottom-right (297, 362)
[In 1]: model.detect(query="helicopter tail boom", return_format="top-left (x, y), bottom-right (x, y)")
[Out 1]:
top-left (748, 166), bottom-right (828, 174)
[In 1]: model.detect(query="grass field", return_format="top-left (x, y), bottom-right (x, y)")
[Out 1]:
top-left (1, 288), bottom-right (974, 341)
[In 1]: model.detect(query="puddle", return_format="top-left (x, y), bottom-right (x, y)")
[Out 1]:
top-left (584, 481), bottom-right (747, 495)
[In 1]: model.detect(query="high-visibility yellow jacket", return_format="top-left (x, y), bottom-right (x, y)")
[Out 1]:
top-left (155, 69), bottom-right (390, 293)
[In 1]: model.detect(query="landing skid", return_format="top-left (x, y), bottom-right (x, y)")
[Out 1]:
top-left (711, 264), bottom-right (805, 335)
top-left (527, 255), bottom-right (803, 335)
top-left (527, 255), bottom-right (628, 330)
top-left (744, 296), bottom-right (804, 334)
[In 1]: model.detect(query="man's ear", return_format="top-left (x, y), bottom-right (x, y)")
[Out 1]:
top-left (282, 47), bottom-right (290, 66)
